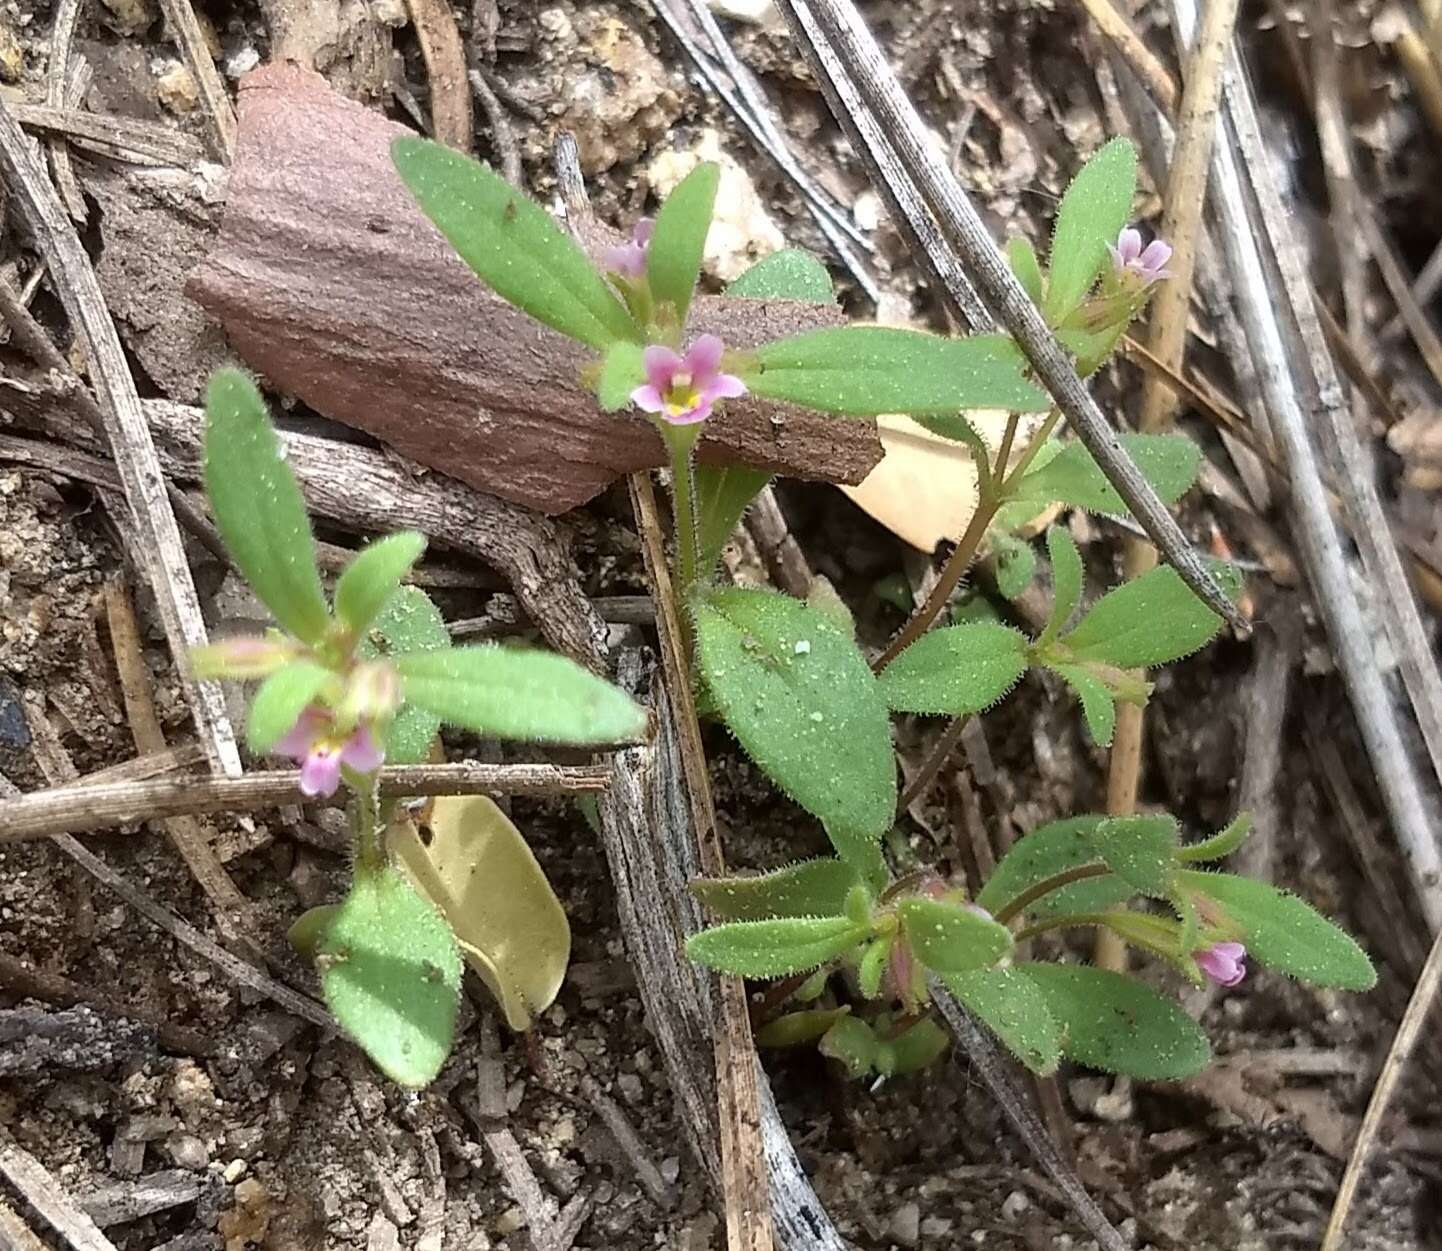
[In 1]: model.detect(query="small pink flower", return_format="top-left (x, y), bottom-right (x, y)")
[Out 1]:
top-left (1196, 940), bottom-right (1247, 988)
top-left (602, 217), bottom-right (654, 280)
top-left (274, 707), bottom-right (385, 798)
top-left (1108, 227), bottom-right (1173, 285)
top-left (630, 334), bottom-right (747, 426)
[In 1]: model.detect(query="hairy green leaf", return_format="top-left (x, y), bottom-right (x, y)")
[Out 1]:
top-left (317, 867), bottom-right (462, 1088)
top-left (335, 532), bottom-right (426, 638)
top-left (1085, 814), bottom-right (1178, 897)
top-left (1048, 662), bottom-right (1118, 745)
top-left (1061, 562), bottom-right (1240, 669)
top-left (1178, 871), bottom-right (1376, 990)
top-left (727, 248), bottom-right (835, 303)
top-left (391, 137), bottom-right (637, 349)
top-left (944, 968), bottom-right (1062, 1076)
top-left (1178, 813), bottom-right (1253, 863)
top-left (362, 587), bottom-right (449, 765)
top-left (203, 369), bottom-right (329, 644)
top-left (396, 647), bottom-right (647, 745)
top-left (686, 917), bottom-right (869, 978)
top-left (1014, 433), bottom-right (1201, 515)
top-left (1040, 526), bottom-right (1083, 648)
top-left (977, 816), bottom-right (1134, 920)
top-left (1020, 964), bottom-right (1210, 1079)
top-left (755, 1007), bottom-right (852, 1048)
top-left (1007, 235), bottom-right (1046, 306)
top-left (746, 327), bottom-right (1050, 416)
top-left (819, 1015), bottom-right (879, 1078)
top-left (597, 342), bottom-right (646, 411)
top-left (691, 858), bottom-right (863, 922)
top-left (646, 162), bottom-right (718, 324)
top-left (1044, 137), bottom-right (1138, 323)
top-left (879, 624), bottom-right (1028, 716)
top-left (857, 937), bottom-right (890, 999)
top-left (992, 532), bottom-right (1037, 600)
top-left (695, 465), bottom-right (773, 578)
top-left (913, 412), bottom-right (994, 478)
top-left (246, 660), bottom-right (332, 754)
top-left (878, 1017), bottom-right (949, 1075)
top-left (898, 897), bottom-right (1013, 974)
top-left (693, 587), bottom-right (895, 872)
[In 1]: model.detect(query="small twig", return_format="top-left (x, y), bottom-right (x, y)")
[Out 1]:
top-left (576, 1074), bottom-right (676, 1209)
top-left (744, 487), bottom-right (812, 598)
top-left (0, 1131), bottom-right (120, 1251)
top-left (405, 0), bottom-right (473, 151)
top-left (6, 103), bottom-right (205, 167)
top-left (467, 69), bottom-right (521, 185)
top-left (1321, 923), bottom-right (1442, 1250)
top-left (898, 715), bottom-right (968, 814)
top-left (1070, 0), bottom-right (1178, 114)
top-left (0, 1197), bottom-right (52, 1251)
top-left (0, 98), bottom-right (240, 775)
top-left (1230, 614), bottom-right (1298, 884)
top-left (44, 0), bottom-right (86, 221)
top-left (155, 0), bottom-right (236, 160)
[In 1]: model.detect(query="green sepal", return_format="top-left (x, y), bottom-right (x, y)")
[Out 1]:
top-left (1084, 814), bottom-right (1178, 897)
top-left (897, 897), bottom-right (1013, 974)
top-left (390, 137), bottom-right (638, 350)
top-left (1038, 526), bottom-right (1083, 649)
top-left (395, 646), bottom-right (647, 745)
top-left (726, 248), bottom-right (836, 303)
top-left (693, 586), bottom-right (896, 872)
top-left (1044, 137), bottom-right (1138, 324)
top-left (1177, 813), bottom-right (1253, 863)
top-left (1177, 870), bottom-right (1376, 990)
top-left (977, 815), bottom-right (1134, 921)
top-left (246, 660), bottom-right (333, 754)
top-left (646, 161), bottom-right (719, 325)
top-left (685, 916), bottom-right (870, 978)
top-left (335, 532), bottom-right (427, 639)
top-left (317, 867), bottom-right (463, 1088)
top-left (690, 858), bottom-right (863, 922)
top-left (943, 968), bottom-right (1062, 1076)
top-left (203, 369), bottom-right (330, 644)
top-left (1019, 963), bottom-right (1210, 1080)
top-left (879, 624), bottom-right (1028, 716)
top-left (744, 327), bottom-right (1050, 416)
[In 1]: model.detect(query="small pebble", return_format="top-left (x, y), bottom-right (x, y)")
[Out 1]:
top-left (165, 1132), bottom-right (209, 1170)
top-left (1001, 1189), bottom-right (1030, 1220)
top-left (222, 1158), bottom-right (248, 1183)
top-left (888, 1201), bottom-right (920, 1248)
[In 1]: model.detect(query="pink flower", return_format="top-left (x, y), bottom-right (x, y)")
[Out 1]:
top-left (602, 217), bottom-right (654, 280)
top-left (274, 707), bottom-right (385, 798)
top-left (1196, 940), bottom-right (1247, 988)
top-left (630, 334), bottom-right (747, 426)
top-left (1108, 227), bottom-right (1173, 285)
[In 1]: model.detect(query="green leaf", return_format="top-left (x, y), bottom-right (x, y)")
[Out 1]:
top-left (1178, 813), bottom-right (1253, 863)
top-left (317, 867), bottom-right (462, 1088)
top-left (879, 624), bottom-right (1028, 716)
top-left (691, 858), bottom-right (863, 922)
top-left (203, 369), bottom-right (329, 644)
top-left (1084, 815), bottom-right (1178, 897)
top-left (363, 587), bottom-right (449, 766)
top-left (977, 816), bottom-right (1133, 920)
top-left (693, 587), bottom-right (895, 871)
top-left (685, 917), bottom-right (869, 978)
top-left (857, 937), bottom-right (890, 998)
top-left (913, 412), bottom-right (993, 480)
top-left (898, 898), bottom-right (1013, 974)
top-left (396, 646), bottom-right (647, 745)
top-left (1048, 662), bottom-right (1118, 745)
top-left (992, 533), bottom-right (1037, 599)
top-left (287, 903), bottom-right (340, 957)
top-left (1019, 964), bottom-right (1210, 1079)
top-left (745, 327), bottom-right (1050, 416)
top-left (390, 137), bottom-right (637, 350)
top-left (335, 532), bottom-right (427, 638)
top-left (1007, 235), bottom-right (1046, 306)
top-left (646, 162), bottom-right (719, 324)
top-left (597, 342), bottom-right (646, 411)
top-left (1014, 433), bottom-right (1202, 515)
top-left (1060, 562), bottom-right (1240, 669)
top-left (1039, 526), bottom-right (1083, 648)
top-left (818, 1015), bottom-right (879, 1078)
top-left (878, 1017), bottom-right (949, 1076)
top-left (695, 465), bottom-right (773, 578)
top-left (756, 1007), bottom-right (852, 1048)
top-left (1178, 871), bottom-right (1377, 990)
top-left (1044, 137), bottom-right (1137, 324)
top-left (246, 660), bottom-right (332, 754)
top-left (944, 968), bottom-right (1062, 1076)
top-left (726, 248), bottom-right (836, 303)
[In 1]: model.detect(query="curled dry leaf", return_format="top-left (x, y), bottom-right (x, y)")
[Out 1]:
top-left (391, 795), bottom-right (571, 1030)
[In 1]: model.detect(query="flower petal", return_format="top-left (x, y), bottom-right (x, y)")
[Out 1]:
top-left (272, 707), bottom-right (327, 760)
top-left (630, 384), bottom-right (667, 414)
top-left (684, 333), bottom-right (725, 383)
top-left (341, 726), bottom-right (385, 775)
top-left (642, 344), bottom-right (682, 392)
top-left (299, 746), bottom-right (343, 798)
top-left (706, 372), bottom-right (748, 402)
top-left (665, 398), bottom-right (713, 426)
top-left (634, 216), bottom-right (655, 246)
top-left (1115, 227), bottom-right (1143, 263)
top-left (1139, 239), bottom-right (1173, 274)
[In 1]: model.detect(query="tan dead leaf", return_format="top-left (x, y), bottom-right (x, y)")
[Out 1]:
top-left (392, 795), bottom-right (570, 1031)
top-left (840, 410), bottom-right (1051, 552)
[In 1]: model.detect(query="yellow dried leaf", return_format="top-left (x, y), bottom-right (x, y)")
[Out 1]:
top-left (392, 796), bottom-right (570, 1031)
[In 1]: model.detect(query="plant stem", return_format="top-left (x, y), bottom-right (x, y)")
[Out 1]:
top-left (992, 861), bottom-right (1111, 926)
top-left (1014, 912), bottom-right (1113, 944)
top-left (351, 772), bottom-right (385, 877)
top-left (875, 409), bottom-right (1061, 673)
top-left (666, 425), bottom-right (703, 600)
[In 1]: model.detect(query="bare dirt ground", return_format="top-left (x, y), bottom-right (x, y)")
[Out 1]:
top-left (3, 0), bottom-right (1442, 1247)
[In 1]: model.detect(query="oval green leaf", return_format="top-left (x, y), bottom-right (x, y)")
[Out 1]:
top-left (335, 532), bottom-right (427, 638)
top-left (646, 161), bottom-right (718, 324)
top-left (1084, 814), bottom-right (1178, 897)
top-left (691, 858), bottom-right (863, 923)
top-left (977, 815), bottom-right (1134, 921)
top-left (1044, 136), bottom-right (1138, 324)
top-left (879, 623), bottom-right (1028, 716)
top-left (361, 587), bottom-right (449, 766)
top-left (685, 916), bottom-right (869, 978)
top-left (726, 247), bottom-right (835, 303)
top-left (898, 898), bottom-right (1013, 974)
top-left (1015, 433), bottom-right (1202, 515)
top-left (944, 968), bottom-right (1062, 1076)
